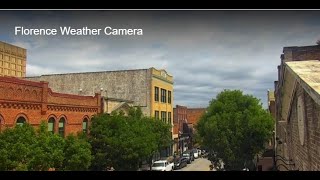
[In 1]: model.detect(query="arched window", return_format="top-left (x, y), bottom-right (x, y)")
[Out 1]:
top-left (16, 116), bottom-right (26, 126)
top-left (48, 118), bottom-right (55, 134)
top-left (83, 118), bottom-right (88, 134)
top-left (59, 117), bottom-right (65, 137)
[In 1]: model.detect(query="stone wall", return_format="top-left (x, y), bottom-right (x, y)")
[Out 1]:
top-left (27, 69), bottom-right (152, 116)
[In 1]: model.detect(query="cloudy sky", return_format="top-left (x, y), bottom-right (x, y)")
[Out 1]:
top-left (1, 10), bottom-right (320, 108)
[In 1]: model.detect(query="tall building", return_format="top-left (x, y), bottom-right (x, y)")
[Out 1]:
top-left (275, 45), bottom-right (320, 171)
top-left (0, 41), bottom-right (26, 77)
top-left (27, 67), bottom-right (174, 155)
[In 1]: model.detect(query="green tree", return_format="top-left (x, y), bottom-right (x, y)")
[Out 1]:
top-left (196, 90), bottom-right (274, 171)
top-left (0, 123), bottom-right (37, 171)
top-left (29, 122), bottom-right (65, 171)
top-left (0, 122), bottom-right (65, 171)
top-left (89, 107), bottom-right (171, 171)
top-left (62, 134), bottom-right (92, 171)
top-left (146, 119), bottom-right (172, 170)
top-left (0, 121), bottom-right (92, 171)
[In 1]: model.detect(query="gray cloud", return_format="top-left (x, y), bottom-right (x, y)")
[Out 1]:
top-left (1, 10), bottom-right (320, 109)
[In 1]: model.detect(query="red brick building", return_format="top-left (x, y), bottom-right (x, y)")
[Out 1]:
top-left (173, 105), bottom-right (188, 153)
top-left (275, 45), bottom-right (320, 171)
top-left (187, 108), bottom-right (206, 125)
top-left (0, 76), bottom-right (101, 136)
top-left (173, 105), bottom-right (187, 133)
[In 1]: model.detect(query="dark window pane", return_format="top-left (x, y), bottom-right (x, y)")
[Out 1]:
top-left (59, 118), bottom-right (65, 137)
top-left (155, 87), bottom-right (159, 101)
top-left (48, 118), bottom-right (55, 133)
top-left (16, 117), bottom-right (26, 126)
top-left (83, 118), bottom-right (88, 134)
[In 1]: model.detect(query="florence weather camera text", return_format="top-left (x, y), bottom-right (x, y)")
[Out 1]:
top-left (14, 26), bottom-right (143, 36)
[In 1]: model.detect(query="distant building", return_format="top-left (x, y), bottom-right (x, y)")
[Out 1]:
top-left (268, 90), bottom-right (276, 119)
top-left (173, 105), bottom-right (188, 153)
top-left (187, 108), bottom-right (206, 128)
top-left (275, 44), bottom-right (320, 171)
top-left (0, 76), bottom-right (101, 136)
top-left (0, 41), bottom-right (26, 78)
top-left (255, 90), bottom-right (276, 171)
top-left (26, 67), bottom-right (174, 156)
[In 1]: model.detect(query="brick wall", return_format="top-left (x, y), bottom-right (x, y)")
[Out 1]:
top-left (0, 76), bottom-right (100, 136)
top-left (283, 45), bottom-right (320, 62)
top-left (275, 45), bottom-right (320, 171)
top-left (173, 105), bottom-right (188, 133)
top-left (187, 108), bottom-right (205, 125)
top-left (277, 84), bottom-right (320, 171)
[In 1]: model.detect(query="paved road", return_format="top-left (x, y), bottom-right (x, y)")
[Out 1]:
top-left (175, 158), bottom-right (213, 171)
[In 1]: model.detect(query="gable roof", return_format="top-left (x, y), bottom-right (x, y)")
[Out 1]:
top-left (111, 102), bottom-right (131, 112)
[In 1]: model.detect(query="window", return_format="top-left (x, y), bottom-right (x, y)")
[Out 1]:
top-left (155, 111), bottom-right (159, 120)
top-left (161, 89), bottom-right (167, 103)
top-left (16, 116), bottom-right (26, 126)
top-left (168, 112), bottom-right (172, 125)
top-left (59, 118), bottom-right (65, 137)
top-left (48, 118), bottom-right (55, 134)
top-left (83, 118), bottom-right (88, 134)
top-left (168, 91), bottom-right (172, 104)
top-left (155, 87), bottom-right (159, 102)
top-left (161, 111), bottom-right (167, 123)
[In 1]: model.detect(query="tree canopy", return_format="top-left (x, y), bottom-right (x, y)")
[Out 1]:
top-left (196, 90), bottom-right (274, 171)
top-left (0, 122), bottom-right (92, 171)
top-left (89, 107), bottom-right (172, 171)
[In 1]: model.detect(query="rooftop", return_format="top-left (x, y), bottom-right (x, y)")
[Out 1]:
top-left (27, 68), bottom-right (150, 77)
top-left (285, 60), bottom-right (320, 104)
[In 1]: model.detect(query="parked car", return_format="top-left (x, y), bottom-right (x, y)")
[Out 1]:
top-left (151, 160), bottom-right (174, 171)
top-left (182, 150), bottom-right (194, 164)
top-left (192, 149), bottom-right (199, 159)
top-left (174, 157), bottom-right (188, 169)
top-left (197, 149), bottom-right (202, 156)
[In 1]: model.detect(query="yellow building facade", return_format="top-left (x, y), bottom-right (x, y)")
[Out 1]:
top-left (150, 68), bottom-right (174, 155)
top-left (151, 68), bottom-right (173, 126)
top-left (0, 41), bottom-right (26, 77)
